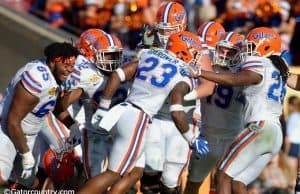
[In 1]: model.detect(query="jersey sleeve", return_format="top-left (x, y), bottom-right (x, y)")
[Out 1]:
top-left (136, 49), bottom-right (149, 59)
top-left (241, 59), bottom-right (264, 76)
top-left (75, 67), bottom-right (104, 98)
top-left (20, 65), bottom-right (50, 98)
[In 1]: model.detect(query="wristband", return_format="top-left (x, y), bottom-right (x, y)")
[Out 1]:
top-left (99, 98), bottom-right (111, 109)
top-left (170, 104), bottom-right (184, 112)
top-left (182, 126), bottom-right (195, 145)
top-left (116, 68), bottom-right (126, 82)
top-left (20, 151), bottom-right (32, 158)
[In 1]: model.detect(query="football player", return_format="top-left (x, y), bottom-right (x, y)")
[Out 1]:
top-left (0, 42), bottom-right (78, 188)
top-left (53, 29), bottom-right (129, 180)
top-left (77, 31), bottom-right (213, 194)
top-left (94, 2), bottom-right (211, 194)
top-left (141, 2), bottom-right (200, 194)
top-left (184, 32), bottom-right (246, 194)
top-left (140, 3), bottom-right (216, 194)
top-left (181, 27), bottom-right (289, 194)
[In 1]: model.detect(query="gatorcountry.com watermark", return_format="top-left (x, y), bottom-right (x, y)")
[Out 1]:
top-left (3, 189), bottom-right (75, 194)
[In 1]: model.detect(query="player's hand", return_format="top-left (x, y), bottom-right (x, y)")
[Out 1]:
top-left (140, 24), bottom-right (155, 47)
top-left (20, 151), bottom-right (35, 179)
top-left (91, 107), bottom-right (108, 130)
top-left (191, 136), bottom-right (209, 157)
top-left (67, 123), bottom-right (84, 148)
top-left (180, 64), bottom-right (201, 78)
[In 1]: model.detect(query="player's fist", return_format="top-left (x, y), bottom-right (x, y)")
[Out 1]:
top-left (140, 24), bottom-right (155, 47)
top-left (91, 107), bottom-right (108, 130)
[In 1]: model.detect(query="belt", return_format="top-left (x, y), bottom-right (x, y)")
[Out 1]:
top-left (121, 101), bottom-right (143, 111)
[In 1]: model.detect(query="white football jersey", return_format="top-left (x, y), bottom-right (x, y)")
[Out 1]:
top-left (126, 48), bottom-right (192, 117)
top-left (1, 59), bottom-right (59, 135)
top-left (65, 55), bottom-right (129, 130)
top-left (241, 56), bottom-right (286, 123)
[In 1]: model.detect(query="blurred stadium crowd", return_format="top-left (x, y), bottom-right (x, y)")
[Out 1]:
top-left (5, 0), bottom-right (300, 67)
top-left (2, 0), bottom-right (300, 193)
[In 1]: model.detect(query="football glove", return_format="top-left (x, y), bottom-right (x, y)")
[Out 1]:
top-left (20, 151), bottom-right (35, 179)
top-left (91, 107), bottom-right (108, 129)
top-left (191, 136), bottom-right (210, 157)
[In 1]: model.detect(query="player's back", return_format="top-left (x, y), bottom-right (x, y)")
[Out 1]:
top-left (126, 48), bottom-right (191, 117)
top-left (242, 56), bottom-right (286, 123)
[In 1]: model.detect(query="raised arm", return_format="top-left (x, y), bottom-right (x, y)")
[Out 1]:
top-left (200, 69), bottom-right (262, 86)
top-left (101, 57), bottom-right (138, 102)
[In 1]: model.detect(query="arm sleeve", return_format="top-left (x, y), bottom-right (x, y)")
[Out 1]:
top-left (73, 67), bottom-right (104, 99)
top-left (241, 60), bottom-right (264, 76)
top-left (20, 67), bottom-right (46, 98)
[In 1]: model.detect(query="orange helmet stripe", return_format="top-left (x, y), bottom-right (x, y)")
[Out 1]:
top-left (201, 21), bottom-right (215, 42)
top-left (105, 33), bottom-right (115, 47)
top-left (224, 31), bottom-right (234, 41)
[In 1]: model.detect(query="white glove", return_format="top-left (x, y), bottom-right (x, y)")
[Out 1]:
top-left (184, 89), bottom-right (198, 101)
top-left (91, 107), bottom-right (108, 129)
top-left (20, 151), bottom-right (35, 179)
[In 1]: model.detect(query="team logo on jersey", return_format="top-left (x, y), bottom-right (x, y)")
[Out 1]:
top-left (89, 74), bottom-right (101, 83)
top-left (48, 87), bottom-right (58, 95)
